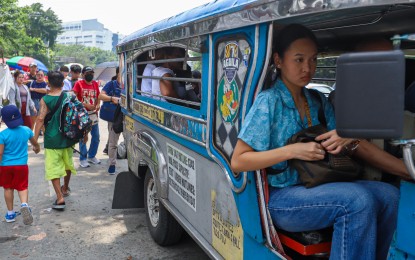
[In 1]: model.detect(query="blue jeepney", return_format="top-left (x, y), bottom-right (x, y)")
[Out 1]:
top-left (113, 0), bottom-right (415, 258)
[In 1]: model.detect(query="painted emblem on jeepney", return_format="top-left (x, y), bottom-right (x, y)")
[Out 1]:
top-left (223, 42), bottom-right (240, 83)
top-left (218, 77), bottom-right (239, 123)
top-left (243, 47), bottom-right (251, 67)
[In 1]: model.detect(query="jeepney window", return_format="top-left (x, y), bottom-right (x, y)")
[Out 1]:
top-left (135, 38), bottom-right (203, 110)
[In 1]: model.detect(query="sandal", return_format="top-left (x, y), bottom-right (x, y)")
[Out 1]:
top-left (52, 200), bottom-right (66, 210)
top-left (61, 185), bottom-right (71, 197)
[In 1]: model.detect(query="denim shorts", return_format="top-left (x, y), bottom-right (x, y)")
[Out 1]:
top-left (31, 99), bottom-right (41, 116)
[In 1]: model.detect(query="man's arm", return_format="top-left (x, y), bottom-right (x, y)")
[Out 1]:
top-left (160, 74), bottom-right (178, 99)
top-left (34, 99), bottom-right (47, 141)
top-left (354, 140), bottom-right (410, 179)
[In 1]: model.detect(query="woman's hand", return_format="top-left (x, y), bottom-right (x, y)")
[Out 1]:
top-left (315, 129), bottom-right (353, 154)
top-left (111, 97), bottom-right (120, 105)
top-left (288, 142), bottom-right (325, 161)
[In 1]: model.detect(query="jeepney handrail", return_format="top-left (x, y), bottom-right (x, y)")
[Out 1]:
top-left (135, 89), bottom-right (201, 107)
top-left (136, 57), bottom-right (201, 65)
top-left (402, 143), bottom-right (415, 181)
top-left (136, 75), bottom-right (202, 83)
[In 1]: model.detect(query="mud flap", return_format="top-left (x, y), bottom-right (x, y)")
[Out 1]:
top-left (112, 171), bottom-right (144, 209)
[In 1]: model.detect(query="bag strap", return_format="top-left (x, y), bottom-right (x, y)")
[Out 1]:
top-left (307, 90), bottom-right (327, 127)
top-left (48, 92), bottom-right (65, 118)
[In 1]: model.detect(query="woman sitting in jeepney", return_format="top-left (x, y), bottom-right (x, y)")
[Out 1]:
top-left (231, 24), bottom-right (406, 259)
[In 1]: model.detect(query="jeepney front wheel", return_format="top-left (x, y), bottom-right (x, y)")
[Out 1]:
top-left (144, 171), bottom-right (184, 246)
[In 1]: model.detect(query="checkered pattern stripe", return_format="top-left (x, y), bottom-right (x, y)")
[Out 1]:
top-left (213, 39), bottom-right (250, 161)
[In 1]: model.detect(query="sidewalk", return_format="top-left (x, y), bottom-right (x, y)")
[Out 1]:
top-left (0, 119), bottom-right (207, 259)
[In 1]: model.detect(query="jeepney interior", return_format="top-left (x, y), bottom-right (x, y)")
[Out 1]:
top-left (132, 39), bottom-right (204, 109)
top-left (256, 3), bottom-right (415, 257)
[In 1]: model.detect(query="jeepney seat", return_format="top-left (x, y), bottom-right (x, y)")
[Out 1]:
top-left (256, 169), bottom-right (332, 257)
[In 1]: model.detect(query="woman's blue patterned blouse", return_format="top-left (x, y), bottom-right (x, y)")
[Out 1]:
top-left (238, 80), bottom-right (336, 188)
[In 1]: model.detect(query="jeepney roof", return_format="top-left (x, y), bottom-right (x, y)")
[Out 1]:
top-left (118, 0), bottom-right (415, 53)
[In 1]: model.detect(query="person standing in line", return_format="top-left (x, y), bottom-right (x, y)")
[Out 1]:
top-left (13, 70), bottom-right (37, 129)
top-left (0, 105), bottom-right (40, 224)
top-left (23, 62), bottom-right (37, 84)
top-left (28, 70), bottom-right (47, 130)
top-left (73, 66), bottom-right (101, 168)
top-left (69, 64), bottom-right (82, 89)
top-left (98, 70), bottom-right (121, 174)
top-left (33, 71), bottom-right (80, 209)
top-left (59, 66), bottom-right (72, 92)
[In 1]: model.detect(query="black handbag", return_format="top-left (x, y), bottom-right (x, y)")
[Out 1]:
top-left (112, 104), bottom-right (124, 134)
top-left (286, 90), bottom-right (361, 188)
top-left (287, 124), bottom-right (361, 188)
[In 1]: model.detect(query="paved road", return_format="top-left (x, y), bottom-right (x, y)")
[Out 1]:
top-left (0, 120), bottom-right (209, 259)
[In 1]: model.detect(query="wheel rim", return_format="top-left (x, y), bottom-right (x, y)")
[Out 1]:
top-left (146, 177), bottom-right (159, 227)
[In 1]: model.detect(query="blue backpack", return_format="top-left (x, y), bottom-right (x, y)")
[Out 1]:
top-left (59, 94), bottom-right (92, 140)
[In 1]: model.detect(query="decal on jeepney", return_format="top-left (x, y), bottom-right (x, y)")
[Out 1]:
top-left (243, 47), bottom-right (251, 67)
top-left (211, 190), bottom-right (243, 259)
top-left (167, 144), bottom-right (196, 211)
top-left (223, 42), bottom-right (240, 84)
top-left (214, 38), bottom-right (250, 161)
top-left (133, 101), bottom-right (207, 143)
top-left (217, 78), bottom-right (239, 123)
top-left (125, 116), bottom-right (134, 132)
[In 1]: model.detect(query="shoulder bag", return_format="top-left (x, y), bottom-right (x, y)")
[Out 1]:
top-left (99, 81), bottom-right (117, 122)
top-left (287, 90), bottom-right (361, 188)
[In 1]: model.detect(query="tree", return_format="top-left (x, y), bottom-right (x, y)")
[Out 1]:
top-left (53, 44), bottom-right (117, 68)
top-left (25, 3), bottom-right (62, 49)
top-left (0, 0), bottom-right (37, 57)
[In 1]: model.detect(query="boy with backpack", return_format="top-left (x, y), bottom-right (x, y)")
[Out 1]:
top-left (33, 71), bottom-right (89, 210)
top-left (0, 105), bottom-right (40, 224)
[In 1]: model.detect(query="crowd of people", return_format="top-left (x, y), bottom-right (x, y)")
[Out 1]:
top-left (0, 63), bottom-right (121, 224)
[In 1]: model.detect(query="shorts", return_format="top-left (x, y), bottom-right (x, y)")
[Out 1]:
top-left (45, 148), bottom-right (77, 180)
top-left (0, 165), bottom-right (29, 191)
top-left (31, 99), bottom-right (41, 116)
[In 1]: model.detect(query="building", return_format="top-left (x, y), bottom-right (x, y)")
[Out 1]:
top-left (56, 19), bottom-right (118, 51)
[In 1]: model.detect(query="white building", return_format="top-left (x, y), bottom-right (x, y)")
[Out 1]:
top-left (56, 19), bottom-right (118, 51)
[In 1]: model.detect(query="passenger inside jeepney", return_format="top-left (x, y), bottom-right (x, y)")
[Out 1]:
top-left (151, 47), bottom-right (180, 102)
top-left (231, 24), bottom-right (409, 260)
top-left (150, 47), bottom-right (199, 105)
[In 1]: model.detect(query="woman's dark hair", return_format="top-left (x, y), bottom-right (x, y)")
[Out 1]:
top-left (273, 24), bottom-right (318, 58)
top-left (13, 70), bottom-right (22, 80)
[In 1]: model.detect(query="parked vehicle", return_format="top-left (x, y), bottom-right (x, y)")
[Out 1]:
top-left (112, 0), bottom-right (415, 259)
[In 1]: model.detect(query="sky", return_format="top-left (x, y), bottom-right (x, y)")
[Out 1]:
top-left (18, 0), bottom-right (212, 36)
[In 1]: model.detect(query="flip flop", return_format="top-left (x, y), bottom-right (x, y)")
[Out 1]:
top-left (52, 200), bottom-right (66, 210)
top-left (61, 185), bottom-right (71, 197)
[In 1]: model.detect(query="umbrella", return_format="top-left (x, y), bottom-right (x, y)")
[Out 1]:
top-left (6, 56), bottom-right (48, 73)
top-left (95, 61), bottom-right (118, 82)
top-left (6, 56), bottom-right (24, 71)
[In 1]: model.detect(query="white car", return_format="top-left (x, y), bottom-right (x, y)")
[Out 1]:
top-left (306, 83), bottom-right (335, 97)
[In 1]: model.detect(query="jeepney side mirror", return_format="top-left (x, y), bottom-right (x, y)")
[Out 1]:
top-left (335, 50), bottom-right (405, 139)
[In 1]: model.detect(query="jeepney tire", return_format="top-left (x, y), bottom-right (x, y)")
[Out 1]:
top-left (144, 171), bottom-right (184, 246)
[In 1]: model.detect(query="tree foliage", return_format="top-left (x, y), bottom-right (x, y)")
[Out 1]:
top-left (53, 44), bottom-right (117, 68)
top-left (0, 0), bottom-right (37, 58)
top-left (1, 1), bottom-right (117, 69)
